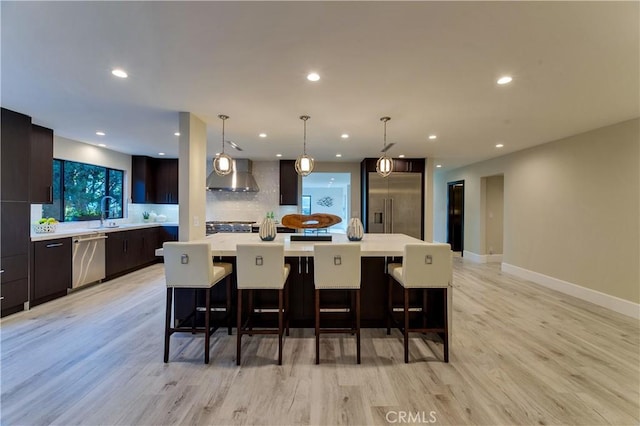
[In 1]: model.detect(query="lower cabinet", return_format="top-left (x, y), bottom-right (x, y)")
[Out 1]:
top-left (106, 227), bottom-right (164, 279)
top-left (31, 238), bottom-right (72, 306)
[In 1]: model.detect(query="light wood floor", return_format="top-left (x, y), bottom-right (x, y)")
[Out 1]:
top-left (1, 258), bottom-right (638, 425)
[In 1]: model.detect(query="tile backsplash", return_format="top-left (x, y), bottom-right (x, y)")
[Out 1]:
top-left (206, 161), bottom-right (297, 222)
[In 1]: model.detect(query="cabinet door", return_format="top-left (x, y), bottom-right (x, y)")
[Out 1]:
top-left (1, 202), bottom-right (30, 258)
top-left (1, 108), bottom-right (31, 202)
top-left (30, 124), bottom-right (54, 203)
top-left (105, 232), bottom-right (127, 277)
top-left (131, 156), bottom-right (156, 203)
top-left (158, 226), bottom-right (179, 243)
top-left (279, 160), bottom-right (298, 205)
top-left (32, 238), bottom-right (72, 301)
top-left (141, 227), bottom-right (160, 264)
top-left (155, 159), bottom-right (179, 204)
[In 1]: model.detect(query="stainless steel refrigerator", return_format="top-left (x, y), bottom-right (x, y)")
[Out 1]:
top-left (367, 172), bottom-right (423, 239)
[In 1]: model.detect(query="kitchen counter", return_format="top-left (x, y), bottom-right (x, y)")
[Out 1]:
top-left (155, 232), bottom-right (424, 257)
top-left (31, 222), bottom-right (179, 241)
top-left (158, 232), bottom-right (451, 333)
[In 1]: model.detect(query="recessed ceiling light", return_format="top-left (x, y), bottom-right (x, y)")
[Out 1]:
top-left (341, 133), bottom-right (349, 139)
top-left (174, 132), bottom-right (180, 136)
top-left (307, 72), bottom-right (320, 82)
top-left (158, 152), bottom-right (165, 156)
top-left (497, 76), bottom-right (512, 85)
top-left (436, 164), bottom-right (442, 168)
top-left (111, 68), bottom-right (128, 78)
top-left (496, 143), bottom-right (504, 148)
top-left (96, 131), bottom-right (105, 136)
top-left (398, 154), bottom-right (405, 158)
top-left (428, 135), bottom-right (437, 140)
top-left (335, 153), bottom-right (342, 158)
top-left (98, 143), bottom-right (106, 148)
top-left (276, 154), bottom-right (282, 158)
top-left (259, 133), bottom-right (267, 138)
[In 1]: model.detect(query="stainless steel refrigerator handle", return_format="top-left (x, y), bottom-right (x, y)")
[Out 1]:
top-left (383, 199), bottom-right (387, 233)
top-left (389, 198), bottom-right (394, 233)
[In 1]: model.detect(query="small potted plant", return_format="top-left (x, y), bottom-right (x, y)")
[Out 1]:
top-left (142, 211), bottom-right (150, 222)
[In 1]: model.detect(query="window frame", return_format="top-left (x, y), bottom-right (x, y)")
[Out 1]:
top-left (45, 159), bottom-right (124, 222)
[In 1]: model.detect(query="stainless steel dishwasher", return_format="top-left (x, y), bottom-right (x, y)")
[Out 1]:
top-left (72, 233), bottom-right (107, 288)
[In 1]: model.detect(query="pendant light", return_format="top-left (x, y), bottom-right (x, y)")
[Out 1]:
top-left (213, 114), bottom-right (233, 176)
top-left (376, 116), bottom-right (393, 177)
top-left (295, 115), bottom-right (314, 176)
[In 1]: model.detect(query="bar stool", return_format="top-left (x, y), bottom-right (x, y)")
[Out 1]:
top-left (387, 243), bottom-right (452, 363)
top-left (236, 244), bottom-right (290, 365)
top-left (163, 242), bottom-right (233, 364)
top-left (313, 243), bottom-right (361, 364)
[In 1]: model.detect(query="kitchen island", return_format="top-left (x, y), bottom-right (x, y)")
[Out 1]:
top-left (157, 233), bottom-right (451, 339)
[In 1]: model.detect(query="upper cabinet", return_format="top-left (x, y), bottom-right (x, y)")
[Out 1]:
top-left (1, 108), bottom-right (31, 202)
top-left (132, 156), bottom-right (178, 204)
top-left (279, 160), bottom-right (298, 205)
top-left (30, 124), bottom-right (54, 204)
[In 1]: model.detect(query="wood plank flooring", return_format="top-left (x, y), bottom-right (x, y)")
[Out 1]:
top-left (1, 258), bottom-right (638, 425)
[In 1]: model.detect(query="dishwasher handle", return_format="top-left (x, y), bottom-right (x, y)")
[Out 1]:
top-left (74, 235), bottom-right (109, 244)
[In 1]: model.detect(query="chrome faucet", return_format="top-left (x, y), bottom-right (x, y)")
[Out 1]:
top-left (100, 195), bottom-right (115, 227)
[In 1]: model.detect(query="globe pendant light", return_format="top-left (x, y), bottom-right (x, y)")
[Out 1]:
top-left (376, 116), bottom-right (393, 177)
top-left (213, 114), bottom-right (233, 176)
top-left (295, 115), bottom-right (314, 176)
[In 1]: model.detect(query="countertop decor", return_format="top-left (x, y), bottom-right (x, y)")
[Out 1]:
top-left (281, 213), bottom-right (341, 229)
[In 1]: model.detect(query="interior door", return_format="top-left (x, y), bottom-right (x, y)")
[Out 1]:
top-left (387, 172), bottom-right (422, 239)
top-left (447, 181), bottom-right (464, 252)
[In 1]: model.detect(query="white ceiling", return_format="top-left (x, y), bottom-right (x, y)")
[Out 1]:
top-left (2, 1), bottom-right (638, 170)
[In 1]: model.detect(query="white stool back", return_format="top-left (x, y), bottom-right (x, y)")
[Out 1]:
top-left (236, 244), bottom-right (289, 289)
top-left (395, 243), bottom-right (452, 288)
top-left (313, 244), bottom-right (361, 289)
top-left (163, 242), bottom-right (224, 288)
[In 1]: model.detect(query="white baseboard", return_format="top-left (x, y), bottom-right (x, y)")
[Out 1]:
top-left (501, 263), bottom-right (640, 320)
top-left (462, 251), bottom-right (503, 263)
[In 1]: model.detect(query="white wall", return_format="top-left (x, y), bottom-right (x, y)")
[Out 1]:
top-left (483, 175), bottom-right (504, 254)
top-left (434, 118), bottom-right (639, 305)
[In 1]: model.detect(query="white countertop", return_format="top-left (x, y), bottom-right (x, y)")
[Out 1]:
top-left (155, 232), bottom-right (424, 257)
top-left (30, 222), bottom-right (179, 241)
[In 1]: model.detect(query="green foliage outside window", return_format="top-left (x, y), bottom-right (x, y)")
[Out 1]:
top-left (43, 159), bottom-right (124, 222)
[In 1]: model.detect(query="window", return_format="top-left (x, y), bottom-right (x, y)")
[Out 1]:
top-left (42, 159), bottom-right (124, 222)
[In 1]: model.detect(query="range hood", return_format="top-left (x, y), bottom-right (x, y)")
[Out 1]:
top-left (206, 159), bottom-right (260, 192)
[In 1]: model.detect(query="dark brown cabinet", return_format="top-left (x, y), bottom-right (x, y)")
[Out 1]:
top-left (155, 159), bottom-right (179, 204)
top-left (1, 108), bottom-right (30, 202)
top-left (158, 226), bottom-right (179, 243)
top-left (132, 156), bottom-right (178, 204)
top-left (105, 228), bottom-right (161, 278)
top-left (30, 124), bottom-right (54, 204)
top-left (1, 108), bottom-right (31, 317)
top-left (279, 160), bottom-right (298, 205)
top-left (31, 238), bottom-right (72, 305)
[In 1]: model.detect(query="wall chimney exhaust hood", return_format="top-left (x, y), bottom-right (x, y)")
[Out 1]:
top-left (206, 158), bottom-right (260, 192)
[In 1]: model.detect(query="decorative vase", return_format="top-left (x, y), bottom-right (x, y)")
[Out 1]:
top-left (347, 217), bottom-right (364, 241)
top-left (259, 217), bottom-right (277, 241)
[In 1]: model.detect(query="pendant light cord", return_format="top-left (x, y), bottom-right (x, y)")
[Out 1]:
top-left (300, 115), bottom-right (310, 155)
top-left (218, 114), bottom-right (229, 154)
top-left (380, 116), bottom-right (390, 152)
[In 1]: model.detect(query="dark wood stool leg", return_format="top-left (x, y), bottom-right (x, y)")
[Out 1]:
top-left (192, 289), bottom-right (198, 334)
top-left (236, 289), bottom-right (243, 366)
top-left (404, 287), bottom-right (410, 363)
top-left (285, 279), bottom-right (290, 336)
top-left (204, 287), bottom-right (211, 364)
top-left (164, 288), bottom-right (173, 363)
top-left (248, 289), bottom-right (253, 336)
top-left (387, 276), bottom-right (393, 335)
top-left (315, 289), bottom-right (320, 364)
top-left (356, 288), bottom-right (361, 364)
top-left (278, 288), bottom-right (284, 365)
top-left (443, 288), bottom-right (449, 363)
top-left (422, 288), bottom-right (428, 331)
top-left (226, 276), bottom-right (232, 335)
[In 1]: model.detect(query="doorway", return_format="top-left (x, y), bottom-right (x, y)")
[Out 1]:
top-left (302, 172), bottom-right (351, 233)
top-left (447, 180), bottom-right (464, 253)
